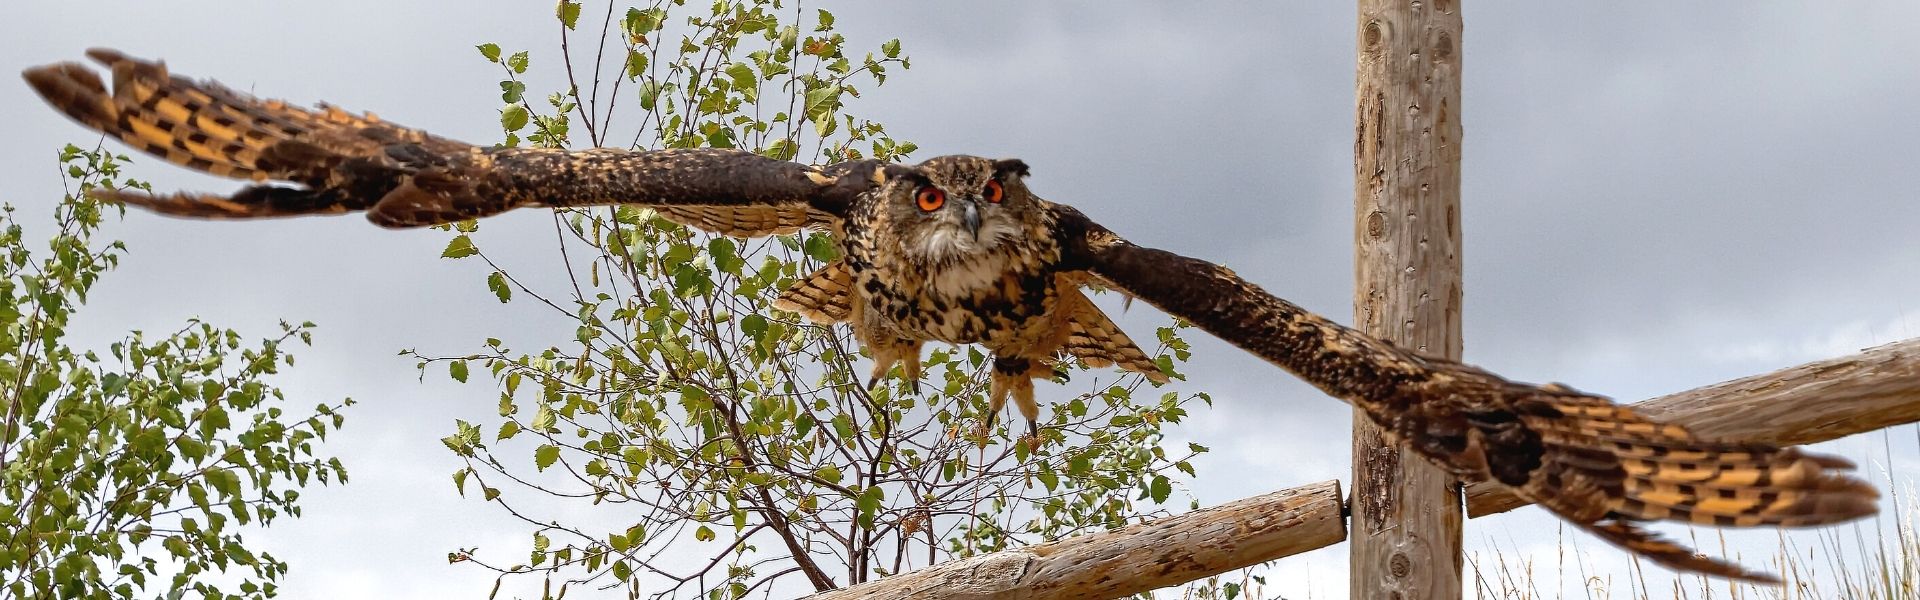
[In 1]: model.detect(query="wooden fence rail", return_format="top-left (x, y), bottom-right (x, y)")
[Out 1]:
top-left (808, 482), bottom-right (1345, 600)
top-left (809, 337), bottom-right (1920, 599)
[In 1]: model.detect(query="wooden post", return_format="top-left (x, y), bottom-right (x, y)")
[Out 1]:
top-left (1351, 0), bottom-right (1464, 598)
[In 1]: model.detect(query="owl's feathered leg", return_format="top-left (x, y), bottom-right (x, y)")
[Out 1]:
top-left (987, 356), bottom-right (1053, 440)
top-left (862, 337), bottom-right (923, 394)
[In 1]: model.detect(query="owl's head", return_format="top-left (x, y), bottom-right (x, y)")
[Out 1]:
top-left (879, 155), bottom-right (1035, 265)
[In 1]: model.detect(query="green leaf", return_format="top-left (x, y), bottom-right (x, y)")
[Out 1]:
top-left (534, 444), bottom-right (560, 471)
top-left (814, 9), bottom-right (835, 31)
top-left (442, 235), bottom-right (479, 259)
top-left (499, 80), bottom-right (527, 103)
top-left (487, 271), bottom-right (511, 303)
top-left (638, 80), bottom-right (662, 111)
top-left (741, 314), bottom-right (769, 341)
top-left (557, 1), bottom-right (582, 29)
top-left (496, 421), bottom-right (520, 441)
top-left (624, 49), bottom-right (648, 78)
top-left (694, 525), bottom-right (715, 542)
top-left (882, 39), bottom-right (902, 59)
top-left (725, 63), bottom-right (756, 89)
top-left (804, 84), bottom-right (841, 118)
top-left (507, 50), bottom-right (530, 74)
top-left (855, 486), bottom-right (884, 526)
top-left (449, 360), bottom-right (469, 383)
top-left (530, 405), bottom-right (556, 430)
top-left (1149, 475), bottom-right (1172, 504)
top-left (501, 104), bottom-right (530, 132)
top-left (477, 43), bottom-right (503, 62)
top-left (803, 233), bottom-right (839, 262)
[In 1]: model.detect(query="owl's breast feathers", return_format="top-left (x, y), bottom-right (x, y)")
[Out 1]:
top-left (843, 203), bottom-right (1060, 348)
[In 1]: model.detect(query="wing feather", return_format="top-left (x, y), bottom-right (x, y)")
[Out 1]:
top-left (22, 49), bottom-right (869, 233)
top-left (1049, 201), bottom-right (1876, 582)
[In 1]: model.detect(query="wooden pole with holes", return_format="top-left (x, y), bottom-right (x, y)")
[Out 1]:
top-left (1350, 0), bottom-right (1465, 598)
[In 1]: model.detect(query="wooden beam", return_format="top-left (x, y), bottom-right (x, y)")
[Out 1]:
top-left (1467, 337), bottom-right (1920, 517)
top-left (1351, 0), bottom-right (1465, 598)
top-left (806, 481), bottom-right (1345, 600)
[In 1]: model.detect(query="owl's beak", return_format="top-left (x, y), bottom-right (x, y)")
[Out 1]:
top-left (962, 201), bottom-right (982, 240)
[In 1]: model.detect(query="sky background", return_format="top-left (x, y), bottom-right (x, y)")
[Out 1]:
top-left (4, 2), bottom-right (1918, 598)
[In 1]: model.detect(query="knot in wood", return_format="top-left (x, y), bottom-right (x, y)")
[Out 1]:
top-left (1366, 210), bottom-right (1388, 239)
top-left (1389, 552), bottom-right (1412, 578)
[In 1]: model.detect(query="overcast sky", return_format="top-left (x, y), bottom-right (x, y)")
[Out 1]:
top-left (4, 2), bottom-right (1918, 599)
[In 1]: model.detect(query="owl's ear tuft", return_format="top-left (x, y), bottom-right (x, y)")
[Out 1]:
top-left (879, 163), bottom-right (923, 185)
top-left (992, 158), bottom-right (1030, 179)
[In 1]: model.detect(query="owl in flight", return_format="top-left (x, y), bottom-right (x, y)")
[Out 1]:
top-left (25, 50), bottom-right (1877, 582)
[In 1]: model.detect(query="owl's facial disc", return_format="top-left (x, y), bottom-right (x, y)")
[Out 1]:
top-left (905, 191), bottom-right (1008, 265)
top-left (895, 155), bottom-right (1029, 266)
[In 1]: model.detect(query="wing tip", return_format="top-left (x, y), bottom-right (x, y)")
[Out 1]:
top-left (1584, 519), bottom-right (1784, 584)
top-left (84, 47), bottom-right (135, 67)
top-left (22, 61), bottom-right (113, 126)
top-left (1144, 369), bottom-right (1171, 384)
top-left (89, 188), bottom-right (249, 218)
top-left (769, 297), bottom-right (840, 325)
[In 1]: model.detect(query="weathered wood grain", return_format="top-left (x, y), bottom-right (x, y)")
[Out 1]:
top-left (1350, 0), bottom-right (1466, 597)
top-left (806, 481), bottom-right (1346, 600)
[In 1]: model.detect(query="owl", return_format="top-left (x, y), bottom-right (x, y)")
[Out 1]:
top-left (774, 154), bottom-right (1167, 439)
top-left (24, 49), bottom-right (1879, 582)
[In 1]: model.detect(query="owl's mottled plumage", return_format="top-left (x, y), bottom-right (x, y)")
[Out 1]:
top-left (24, 50), bottom-right (1878, 582)
top-left (793, 154), bottom-right (1163, 436)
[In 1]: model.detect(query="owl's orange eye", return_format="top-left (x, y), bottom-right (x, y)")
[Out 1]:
top-left (983, 179), bottom-right (1005, 204)
top-left (915, 186), bottom-right (945, 212)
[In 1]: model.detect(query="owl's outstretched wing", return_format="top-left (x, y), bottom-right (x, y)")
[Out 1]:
top-left (1048, 203), bottom-right (1877, 582)
top-left (22, 49), bottom-right (872, 233)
